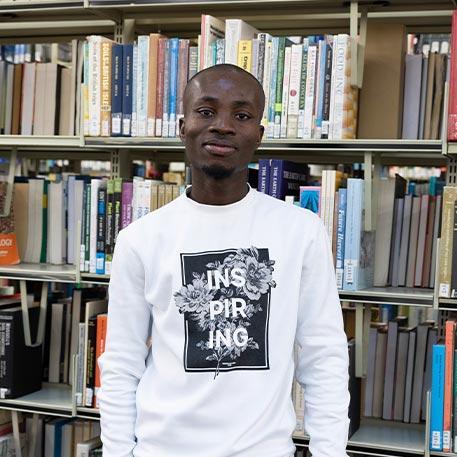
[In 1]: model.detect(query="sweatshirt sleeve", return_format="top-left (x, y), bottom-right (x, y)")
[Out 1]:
top-left (98, 229), bottom-right (151, 457)
top-left (295, 215), bottom-right (350, 457)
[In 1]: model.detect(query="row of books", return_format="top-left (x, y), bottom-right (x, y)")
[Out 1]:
top-left (0, 39), bottom-right (83, 135)
top-left (365, 319), bottom-right (436, 424)
top-left (83, 25), bottom-right (357, 140)
top-left (430, 320), bottom-right (457, 453)
top-left (0, 43), bottom-right (72, 65)
top-left (402, 34), bottom-right (449, 140)
top-left (8, 176), bottom-right (184, 273)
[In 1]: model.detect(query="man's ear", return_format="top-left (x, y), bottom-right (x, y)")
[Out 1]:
top-left (179, 117), bottom-right (185, 142)
top-left (257, 124), bottom-right (264, 146)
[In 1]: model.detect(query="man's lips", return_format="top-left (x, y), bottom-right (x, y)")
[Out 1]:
top-left (203, 142), bottom-right (237, 156)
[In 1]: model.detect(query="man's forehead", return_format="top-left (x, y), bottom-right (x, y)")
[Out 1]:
top-left (188, 75), bottom-right (259, 102)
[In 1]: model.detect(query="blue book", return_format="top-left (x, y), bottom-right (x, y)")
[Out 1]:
top-left (96, 185), bottom-right (107, 275)
top-left (267, 37), bottom-right (279, 139)
top-left (299, 186), bottom-right (321, 214)
top-left (315, 38), bottom-right (327, 138)
top-left (131, 43), bottom-right (138, 136)
top-left (430, 344), bottom-right (445, 451)
top-left (168, 38), bottom-right (179, 138)
top-left (111, 43), bottom-right (123, 137)
top-left (257, 159), bottom-right (271, 194)
top-left (122, 44), bottom-right (133, 136)
top-left (335, 187), bottom-right (347, 289)
top-left (269, 159), bottom-right (309, 200)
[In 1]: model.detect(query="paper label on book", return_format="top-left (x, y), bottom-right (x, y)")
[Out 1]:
top-left (112, 116), bottom-right (121, 135)
top-left (174, 247), bottom-right (276, 377)
top-left (443, 431), bottom-right (450, 450)
top-left (267, 122), bottom-right (275, 139)
top-left (138, 119), bottom-right (147, 137)
top-left (105, 261), bottom-right (112, 275)
top-left (439, 283), bottom-right (450, 298)
top-left (80, 245), bottom-right (86, 272)
top-left (0, 388), bottom-right (8, 399)
top-left (122, 119), bottom-right (131, 136)
top-left (85, 388), bottom-right (93, 407)
top-left (156, 119), bottom-right (162, 137)
top-left (344, 259), bottom-right (355, 284)
top-left (147, 118), bottom-right (155, 137)
top-left (431, 431), bottom-right (441, 450)
top-left (169, 114), bottom-right (176, 138)
top-left (101, 120), bottom-right (110, 137)
top-left (336, 268), bottom-right (344, 290)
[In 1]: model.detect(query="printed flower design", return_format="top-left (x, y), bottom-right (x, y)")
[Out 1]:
top-left (174, 274), bottom-right (216, 315)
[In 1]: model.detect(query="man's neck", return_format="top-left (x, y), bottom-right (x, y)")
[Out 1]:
top-left (188, 171), bottom-right (249, 206)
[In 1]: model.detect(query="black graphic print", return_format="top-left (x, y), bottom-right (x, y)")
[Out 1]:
top-left (174, 247), bottom-right (276, 378)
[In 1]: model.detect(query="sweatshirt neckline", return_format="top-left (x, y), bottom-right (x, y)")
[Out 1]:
top-left (182, 184), bottom-right (257, 212)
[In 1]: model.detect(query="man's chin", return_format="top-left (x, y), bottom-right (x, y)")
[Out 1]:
top-left (201, 164), bottom-right (235, 180)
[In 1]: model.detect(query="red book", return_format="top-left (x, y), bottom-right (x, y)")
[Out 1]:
top-left (93, 313), bottom-right (108, 408)
top-left (443, 320), bottom-right (456, 451)
top-left (448, 11), bottom-right (457, 140)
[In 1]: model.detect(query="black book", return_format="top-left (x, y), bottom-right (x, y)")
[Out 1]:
top-left (348, 338), bottom-right (361, 438)
top-left (0, 306), bottom-right (42, 398)
top-left (96, 183), bottom-right (107, 274)
top-left (451, 200), bottom-right (457, 297)
top-left (85, 315), bottom-right (97, 407)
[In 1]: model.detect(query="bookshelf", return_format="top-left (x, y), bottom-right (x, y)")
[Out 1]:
top-left (0, 1), bottom-right (455, 457)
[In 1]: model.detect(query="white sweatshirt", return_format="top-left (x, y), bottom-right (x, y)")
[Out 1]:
top-left (98, 185), bottom-right (350, 457)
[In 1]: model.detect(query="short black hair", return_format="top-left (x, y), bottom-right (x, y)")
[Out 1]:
top-left (183, 64), bottom-right (266, 120)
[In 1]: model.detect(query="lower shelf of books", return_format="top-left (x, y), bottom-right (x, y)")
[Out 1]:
top-left (294, 418), bottom-right (425, 455)
top-left (0, 263), bottom-right (77, 283)
top-left (0, 383), bottom-right (73, 417)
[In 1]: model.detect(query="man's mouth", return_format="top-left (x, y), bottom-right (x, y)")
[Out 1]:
top-left (203, 141), bottom-right (237, 156)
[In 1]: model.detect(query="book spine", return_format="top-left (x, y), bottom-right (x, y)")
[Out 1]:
top-left (454, 349), bottom-right (457, 452)
top-left (269, 160), bottom-right (283, 199)
top-left (439, 188), bottom-right (457, 297)
top-left (168, 38), bottom-right (179, 138)
top-left (84, 183), bottom-right (91, 272)
top-left (0, 318), bottom-right (13, 397)
top-left (147, 34), bottom-right (159, 137)
top-left (451, 201), bottom-right (457, 297)
top-left (431, 344), bottom-right (445, 451)
top-left (267, 37), bottom-right (279, 139)
top-left (257, 159), bottom-right (270, 194)
top-left (336, 188), bottom-right (347, 289)
top-left (104, 179), bottom-right (114, 275)
top-left (121, 182), bottom-right (133, 229)
top-left (96, 185), bottom-right (106, 275)
top-left (85, 316), bottom-right (97, 408)
top-left (75, 323), bottom-right (85, 406)
top-left (237, 40), bottom-right (252, 73)
top-left (113, 178), bottom-right (122, 245)
top-left (83, 42), bottom-right (90, 136)
top-left (162, 40), bottom-right (171, 138)
top-left (176, 39), bottom-right (189, 133)
top-left (88, 37), bottom-right (101, 136)
top-left (131, 43), bottom-right (138, 137)
top-left (314, 39), bottom-right (326, 139)
top-left (100, 40), bottom-right (112, 137)
top-left (80, 183), bottom-right (87, 272)
top-left (303, 43), bottom-right (317, 139)
top-left (443, 321), bottom-right (456, 451)
top-left (321, 36), bottom-right (333, 139)
top-left (121, 44), bottom-right (133, 137)
top-left (215, 39), bottom-right (225, 64)
top-left (111, 43), bottom-right (123, 137)
top-left (251, 39), bottom-right (259, 79)
top-left (261, 39), bottom-right (272, 128)
top-left (286, 44), bottom-right (302, 139)
top-left (297, 39), bottom-right (309, 138)
top-left (224, 20), bottom-right (238, 65)
top-left (94, 314), bottom-right (107, 408)
top-left (332, 34), bottom-right (347, 140)
top-left (274, 37), bottom-right (286, 139)
top-left (257, 33), bottom-right (266, 88)
top-left (280, 46), bottom-right (291, 138)
top-left (155, 38), bottom-right (166, 137)
top-left (448, 11), bottom-right (457, 140)
top-left (188, 46), bottom-right (198, 80)
top-left (89, 179), bottom-right (99, 274)
top-left (137, 36), bottom-right (149, 137)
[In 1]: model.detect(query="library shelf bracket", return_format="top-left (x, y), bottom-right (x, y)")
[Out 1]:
top-left (350, 0), bottom-right (367, 90)
top-left (110, 149), bottom-right (131, 179)
top-left (19, 280), bottom-right (47, 349)
top-left (0, 148), bottom-right (17, 218)
top-left (364, 150), bottom-right (379, 232)
top-left (122, 18), bottom-right (136, 45)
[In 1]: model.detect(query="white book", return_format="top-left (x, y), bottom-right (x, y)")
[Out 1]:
top-left (20, 62), bottom-right (36, 135)
top-left (88, 36), bottom-right (101, 137)
top-left (332, 34), bottom-right (349, 140)
top-left (142, 180), bottom-right (152, 217)
top-left (137, 36), bottom-right (149, 137)
top-left (261, 38), bottom-right (273, 127)
top-left (302, 43), bottom-right (317, 139)
top-left (89, 178), bottom-right (101, 273)
top-left (49, 303), bottom-right (64, 383)
top-left (280, 46), bottom-right (292, 138)
top-left (297, 38), bottom-right (309, 138)
top-left (201, 15), bottom-right (225, 70)
top-left (131, 177), bottom-right (143, 222)
top-left (76, 437), bottom-right (102, 457)
top-left (76, 323), bottom-right (86, 406)
top-left (131, 44), bottom-right (138, 137)
top-left (286, 44), bottom-right (302, 138)
top-left (251, 38), bottom-right (260, 79)
top-left (224, 19), bottom-right (258, 65)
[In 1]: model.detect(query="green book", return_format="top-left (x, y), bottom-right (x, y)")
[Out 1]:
top-left (273, 37), bottom-right (287, 138)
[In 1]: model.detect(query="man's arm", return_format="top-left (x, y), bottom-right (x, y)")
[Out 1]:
top-left (295, 215), bottom-right (350, 457)
top-left (98, 229), bottom-right (151, 457)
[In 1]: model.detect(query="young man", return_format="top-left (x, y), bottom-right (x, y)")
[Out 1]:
top-left (98, 64), bottom-right (350, 457)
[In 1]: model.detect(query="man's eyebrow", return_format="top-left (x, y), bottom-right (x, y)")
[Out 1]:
top-left (194, 95), bottom-right (218, 104)
top-left (231, 100), bottom-right (253, 108)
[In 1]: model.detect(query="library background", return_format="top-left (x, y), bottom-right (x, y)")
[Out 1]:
top-left (2, 0), bottom-right (457, 456)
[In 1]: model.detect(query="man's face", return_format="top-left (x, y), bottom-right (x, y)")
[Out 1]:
top-left (179, 69), bottom-right (264, 181)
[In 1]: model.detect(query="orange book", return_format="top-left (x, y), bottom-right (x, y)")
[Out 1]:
top-left (147, 33), bottom-right (163, 136)
top-left (94, 313), bottom-right (108, 408)
top-left (444, 320), bottom-right (456, 451)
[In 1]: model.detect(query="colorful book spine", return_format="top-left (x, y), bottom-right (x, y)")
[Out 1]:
top-left (100, 40), bottom-right (112, 137)
top-left (96, 184), bottom-right (106, 275)
top-left (168, 38), bottom-right (179, 138)
top-left (176, 39), bottom-right (189, 133)
top-left (280, 46), bottom-right (291, 139)
top-left (104, 179), bottom-right (114, 275)
top-left (303, 43), bottom-right (317, 139)
top-left (261, 37), bottom-right (272, 127)
top-left (431, 344), bottom-right (445, 451)
top-left (321, 35), bottom-right (333, 139)
top-left (88, 37), bottom-right (101, 137)
top-left (274, 37), bottom-right (287, 139)
top-left (443, 321), bottom-right (456, 451)
top-left (84, 183), bottom-right (91, 272)
top-left (155, 38), bottom-right (167, 137)
top-left (297, 39), bottom-right (309, 138)
top-left (267, 37), bottom-right (279, 138)
top-left (147, 34), bottom-right (160, 137)
top-left (113, 178), bottom-right (122, 244)
top-left (121, 181), bottom-right (133, 229)
top-left (336, 188), bottom-right (347, 289)
top-left (314, 38), bottom-right (326, 139)
top-left (111, 43), bottom-right (123, 137)
top-left (237, 40), bottom-right (252, 73)
top-left (454, 349), bottom-right (457, 452)
top-left (162, 40), bottom-right (170, 138)
top-left (83, 42), bottom-right (90, 136)
top-left (286, 44), bottom-right (302, 139)
top-left (80, 182), bottom-right (88, 272)
top-left (121, 44), bottom-right (133, 136)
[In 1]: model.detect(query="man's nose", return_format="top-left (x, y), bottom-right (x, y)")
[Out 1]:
top-left (209, 114), bottom-right (236, 135)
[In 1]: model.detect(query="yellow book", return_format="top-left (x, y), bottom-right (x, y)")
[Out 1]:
top-left (100, 40), bottom-right (112, 137)
top-left (237, 40), bottom-right (252, 73)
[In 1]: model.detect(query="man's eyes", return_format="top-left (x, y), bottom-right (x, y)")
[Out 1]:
top-left (234, 112), bottom-right (252, 121)
top-left (195, 109), bottom-right (253, 121)
top-left (197, 109), bottom-right (214, 117)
